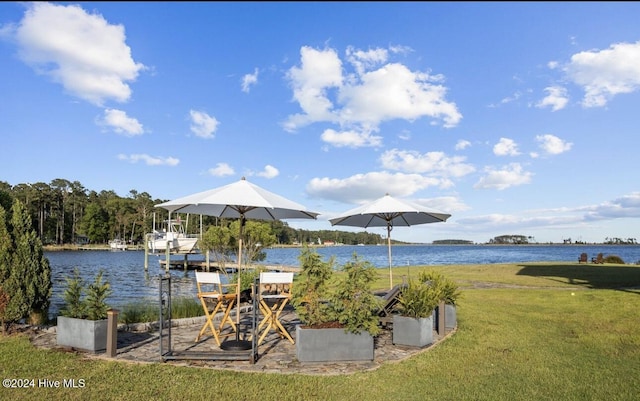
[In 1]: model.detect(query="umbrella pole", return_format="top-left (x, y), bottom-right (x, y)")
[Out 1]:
top-left (387, 223), bottom-right (393, 290)
top-left (236, 237), bottom-right (242, 341)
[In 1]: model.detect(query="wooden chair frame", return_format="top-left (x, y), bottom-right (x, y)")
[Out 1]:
top-left (256, 272), bottom-right (294, 345)
top-left (194, 271), bottom-right (237, 346)
top-left (592, 253), bottom-right (604, 264)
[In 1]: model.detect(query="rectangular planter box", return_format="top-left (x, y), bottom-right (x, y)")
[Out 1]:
top-left (434, 304), bottom-right (457, 332)
top-left (295, 325), bottom-right (374, 362)
top-left (56, 316), bottom-right (108, 353)
top-left (393, 315), bottom-right (434, 348)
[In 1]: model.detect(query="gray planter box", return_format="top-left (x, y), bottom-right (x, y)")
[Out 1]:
top-left (434, 304), bottom-right (457, 332)
top-left (56, 316), bottom-right (108, 353)
top-left (445, 304), bottom-right (457, 330)
top-left (392, 315), bottom-right (434, 348)
top-left (295, 325), bottom-right (374, 362)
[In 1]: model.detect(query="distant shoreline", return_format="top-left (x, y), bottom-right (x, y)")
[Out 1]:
top-left (43, 242), bottom-right (639, 252)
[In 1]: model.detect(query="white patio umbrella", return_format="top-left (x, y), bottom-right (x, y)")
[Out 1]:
top-left (329, 193), bottom-right (451, 290)
top-left (156, 177), bottom-right (319, 349)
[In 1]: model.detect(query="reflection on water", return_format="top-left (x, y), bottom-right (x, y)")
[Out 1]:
top-left (45, 245), bottom-right (640, 319)
top-left (46, 251), bottom-right (199, 319)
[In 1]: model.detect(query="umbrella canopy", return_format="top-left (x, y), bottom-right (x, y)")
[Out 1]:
top-left (329, 193), bottom-right (451, 289)
top-left (156, 178), bottom-right (319, 221)
top-left (156, 177), bottom-right (319, 349)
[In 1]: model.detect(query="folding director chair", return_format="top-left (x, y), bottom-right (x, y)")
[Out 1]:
top-left (257, 272), bottom-right (294, 345)
top-left (194, 271), bottom-right (237, 346)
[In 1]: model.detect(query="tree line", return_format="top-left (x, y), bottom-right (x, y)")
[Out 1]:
top-left (0, 179), bottom-right (385, 246)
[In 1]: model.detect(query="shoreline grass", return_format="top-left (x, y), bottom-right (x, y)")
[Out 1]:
top-left (2, 262), bottom-right (639, 400)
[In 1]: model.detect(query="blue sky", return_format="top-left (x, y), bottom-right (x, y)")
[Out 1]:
top-left (2, 2), bottom-right (640, 244)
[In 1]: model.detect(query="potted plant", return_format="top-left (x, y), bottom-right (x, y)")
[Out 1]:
top-left (56, 268), bottom-right (112, 353)
top-left (292, 247), bottom-right (381, 362)
top-left (392, 275), bottom-right (442, 347)
top-left (420, 270), bottom-right (461, 332)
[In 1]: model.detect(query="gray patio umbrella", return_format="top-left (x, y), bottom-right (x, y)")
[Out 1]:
top-left (329, 193), bottom-right (451, 289)
top-left (156, 177), bottom-right (319, 349)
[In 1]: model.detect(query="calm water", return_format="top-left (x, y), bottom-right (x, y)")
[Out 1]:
top-left (45, 244), bottom-right (640, 318)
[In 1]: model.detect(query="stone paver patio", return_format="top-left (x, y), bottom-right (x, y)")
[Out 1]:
top-left (29, 305), bottom-right (455, 376)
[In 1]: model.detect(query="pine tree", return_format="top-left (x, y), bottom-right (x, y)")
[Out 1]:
top-left (0, 206), bottom-right (12, 332)
top-left (4, 199), bottom-right (52, 325)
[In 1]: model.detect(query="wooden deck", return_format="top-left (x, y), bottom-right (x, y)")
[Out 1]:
top-left (158, 259), bottom-right (300, 273)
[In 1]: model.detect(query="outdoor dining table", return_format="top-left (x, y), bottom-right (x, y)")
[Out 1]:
top-left (256, 272), bottom-right (295, 345)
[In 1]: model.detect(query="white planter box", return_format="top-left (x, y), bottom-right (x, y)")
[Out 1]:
top-left (56, 316), bottom-right (108, 353)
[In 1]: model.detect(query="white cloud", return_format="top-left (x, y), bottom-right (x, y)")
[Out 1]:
top-left (283, 46), bottom-right (343, 130)
top-left (380, 149), bottom-right (475, 178)
top-left (283, 45), bottom-right (462, 135)
top-left (8, 2), bottom-right (145, 106)
top-left (257, 165), bottom-right (279, 179)
top-left (307, 171), bottom-right (448, 204)
top-left (536, 86), bottom-right (569, 111)
top-left (499, 91), bottom-right (522, 105)
top-left (99, 108), bottom-right (144, 136)
top-left (208, 162), bottom-right (234, 177)
top-left (584, 192), bottom-right (640, 221)
top-left (338, 63), bottom-right (461, 128)
top-left (418, 196), bottom-right (470, 213)
top-left (320, 128), bottom-right (382, 148)
top-left (241, 68), bottom-right (259, 93)
top-left (455, 139), bottom-right (471, 150)
top-left (453, 192), bottom-right (640, 236)
top-left (474, 163), bottom-right (533, 190)
top-left (189, 110), bottom-right (219, 139)
top-left (245, 165), bottom-right (279, 179)
top-left (535, 134), bottom-right (572, 155)
top-left (563, 40), bottom-right (640, 107)
top-left (493, 138), bottom-right (520, 156)
top-left (117, 154), bottom-right (179, 166)
top-left (345, 46), bottom-right (389, 75)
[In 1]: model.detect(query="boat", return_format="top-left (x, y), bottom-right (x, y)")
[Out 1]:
top-left (147, 218), bottom-right (199, 254)
top-left (109, 239), bottom-right (128, 251)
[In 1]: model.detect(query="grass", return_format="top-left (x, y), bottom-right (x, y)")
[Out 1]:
top-left (2, 262), bottom-right (640, 400)
top-left (118, 297), bottom-right (202, 324)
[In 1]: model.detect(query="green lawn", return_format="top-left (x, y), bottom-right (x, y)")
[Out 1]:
top-left (2, 262), bottom-right (639, 400)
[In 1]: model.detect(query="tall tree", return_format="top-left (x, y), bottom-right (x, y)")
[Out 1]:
top-left (2, 199), bottom-right (52, 326)
top-left (82, 203), bottom-right (109, 243)
top-left (68, 181), bottom-right (87, 244)
top-left (0, 205), bottom-right (11, 332)
top-left (29, 182), bottom-right (51, 242)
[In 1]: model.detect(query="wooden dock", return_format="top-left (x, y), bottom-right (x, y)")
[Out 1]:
top-left (157, 259), bottom-right (300, 273)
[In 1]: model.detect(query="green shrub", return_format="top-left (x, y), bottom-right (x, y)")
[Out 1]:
top-left (418, 270), bottom-right (462, 305)
top-left (396, 278), bottom-right (441, 318)
top-left (60, 268), bottom-right (86, 318)
top-left (292, 248), bottom-right (382, 336)
top-left (60, 268), bottom-right (111, 320)
top-left (604, 255), bottom-right (625, 264)
top-left (329, 253), bottom-right (382, 336)
top-left (291, 245), bottom-right (335, 328)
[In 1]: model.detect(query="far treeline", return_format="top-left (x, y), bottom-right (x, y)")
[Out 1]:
top-left (0, 179), bottom-right (386, 247)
